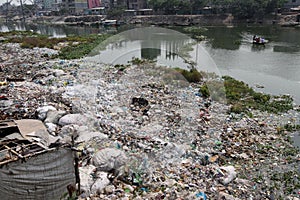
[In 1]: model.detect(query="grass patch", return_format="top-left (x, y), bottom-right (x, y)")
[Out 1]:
top-left (1, 31), bottom-right (110, 59)
top-left (130, 57), bottom-right (149, 65)
top-left (58, 34), bottom-right (110, 59)
top-left (223, 76), bottom-right (292, 114)
top-left (175, 68), bottom-right (203, 83)
top-left (198, 74), bottom-right (293, 114)
top-left (114, 64), bottom-right (130, 71)
top-left (182, 26), bottom-right (207, 41)
top-left (0, 30), bottom-right (39, 37)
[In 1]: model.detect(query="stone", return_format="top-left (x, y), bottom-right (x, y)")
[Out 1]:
top-left (59, 124), bottom-right (79, 143)
top-left (123, 184), bottom-right (135, 193)
top-left (79, 165), bottom-right (97, 196)
top-left (92, 148), bottom-right (128, 173)
top-left (238, 152), bottom-right (249, 159)
top-left (53, 69), bottom-right (66, 77)
top-left (104, 185), bottom-right (115, 194)
top-left (219, 192), bottom-right (240, 200)
top-left (76, 131), bottom-right (108, 143)
top-left (58, 113), bottom-right (87, 126)
top-left (36, 105), bottom-right (57, 121)
top-left (220, 166), bottom-right (237, 185)
top-left (45, 122), bottom-right (57, 134)
top-left (44, 110), bottom-right (66, 124)
top-left (90, 171), bottom-right (110, 194)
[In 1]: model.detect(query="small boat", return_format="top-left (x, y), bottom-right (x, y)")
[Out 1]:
top-left (253, 40), bottom-right (266, 45)
top-left (252, 35), bottom-right (267, 45)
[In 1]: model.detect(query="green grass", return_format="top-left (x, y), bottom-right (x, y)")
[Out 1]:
top-left (57, 34), bottom-right (110, 59)
top-left (199, 75), bottom-right (293, 114)
top-left (175, 68), bottom-right (203, 83)
top-left (0, 30), bottom-right (39, 37)
top-left (1, 31), bottom-right (110, 59)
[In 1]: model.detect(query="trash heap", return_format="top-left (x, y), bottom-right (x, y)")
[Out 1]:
top-left (0, 41), bottom-right (299, 200)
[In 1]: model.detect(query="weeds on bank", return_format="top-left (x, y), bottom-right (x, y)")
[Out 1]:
top-left (222, 76), bottom-right (293, 114)
top-left (174, 68), bottom-right (203, 83)
top-left (180, 69), bottom-right (294, 114)
top-left (1, 31), bottom-right (110, 59)
top-left (182, 26), bottom-right (207, 41)
top-left (58, 34), bottom-right (110, 59)
top-left (0, 30), bottom-right (38, 37)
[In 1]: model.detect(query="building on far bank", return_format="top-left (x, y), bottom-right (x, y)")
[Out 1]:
top-left (117, 0), bottom-right (147, 10)
top-left (0, 2), bottom-right (16, 17)
top-left (128, 0), bottom-right (147, 10)
top-left (44, 0), bottom-right (55, 10)
top-left (34, 0), bottom-right (44, 10)
top-left (88, 0), bottom-right (100, 9)
top-left (284, 0), bottom-right (300, 10)
top-left (61, 0), bottom-right (88, 14)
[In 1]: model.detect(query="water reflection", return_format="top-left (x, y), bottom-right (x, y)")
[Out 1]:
top-left (200, 25), bottom-right (300, 103)
top-left (0, 22), bottom-right (102, 37)
top-left (250, 44), bottom-right (266, 52)
top-left (201, 25), bottom-right (300, 53)
top-left (87, 27), bottom-right (195, 69)
top-left (273, 45), bottom-right (300, 53)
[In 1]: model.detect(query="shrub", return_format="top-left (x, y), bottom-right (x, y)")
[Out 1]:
top-left (199, 85), bottom-right (210, 98)
top-left (223, 75), bottom-right (293, 114)
top-left (175, 68), bottom-right (202, 83)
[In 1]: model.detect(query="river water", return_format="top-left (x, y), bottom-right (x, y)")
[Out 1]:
top-left (1, 23), bottom-right (299, 102)
top-left (199, 25), bottom-right (300, 104)
top-left (87, 25), bottom-right (300, 103)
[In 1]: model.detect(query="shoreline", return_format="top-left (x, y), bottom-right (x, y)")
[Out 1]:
top-left (2, 13), bottom-right (299, 27)
top-left (0, 36), bottom-right (299, 199)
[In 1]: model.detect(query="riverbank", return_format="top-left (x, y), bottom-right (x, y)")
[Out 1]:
top-left (0, 32), bottom-right (299, 199)
top-left (8, 13), bottom-right (297, 27)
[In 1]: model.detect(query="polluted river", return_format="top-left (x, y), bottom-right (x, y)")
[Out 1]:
top-left (0, 23), bottom-right (299, 199)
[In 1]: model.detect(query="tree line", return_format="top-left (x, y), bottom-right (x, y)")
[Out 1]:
top-left (147, 0), bottom-right (287, 19)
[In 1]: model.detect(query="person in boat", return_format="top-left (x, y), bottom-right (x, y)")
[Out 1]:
top-left (253, 35), bottom-right (264, 43)
top-left (253, 35), bottom-right (260, 43)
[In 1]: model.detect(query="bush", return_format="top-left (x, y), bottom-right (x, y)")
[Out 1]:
top-left (223, 75), bottom-right (293, 114)
top-left (175, 68), bottom-right (202, 83)
top-left (199, 85), bottom-right (210, 98)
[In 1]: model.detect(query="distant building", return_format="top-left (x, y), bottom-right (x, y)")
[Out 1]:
top-left (0, 2), bottom-right (15, 16)
top-left (34, 0), bottom-right (44, 10)
top-left (284, 0), bottom-right (300, 9)
top-left (100, 0), bottom-right (109, 8)
top-left (52, 0), bottom-right (63, 12)
top-left (62, 0), bottom-right (88, 14)
top-left (128, 0), bottom-right (147, 10)
top-left (85, 6), bottom-right (106, 15)
top-left (88, 0), bottom-right (100, 9)
top-left (117, 0), bottom-right (147, 10)
top-left (44, 0), bottom-right (55, 10)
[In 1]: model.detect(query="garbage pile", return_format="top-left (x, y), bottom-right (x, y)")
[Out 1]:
top-left (62, 61), bottom-right (299, 199)
top-left (0, 41), bottom-right (299, 200)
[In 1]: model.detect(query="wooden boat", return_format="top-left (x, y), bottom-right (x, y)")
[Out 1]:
top-left (253, 36), bottom-right (267, 45)
top-left (253, 40), bottom-right (266, 45)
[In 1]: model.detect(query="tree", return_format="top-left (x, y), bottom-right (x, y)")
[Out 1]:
top-left (209, 0), bottom-right (286, 19)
